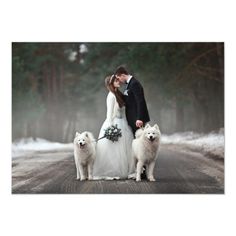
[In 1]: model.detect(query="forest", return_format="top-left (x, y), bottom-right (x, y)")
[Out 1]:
top-left (12, 42), bottom-right (224, 142)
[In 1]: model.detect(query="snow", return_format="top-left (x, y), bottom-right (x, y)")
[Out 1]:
top-left (12, 129), bottom-right (225, 160)
top-left (12, 137), bottom-right (73, 158)
top-left (161, 129), bottom-right (224, 159)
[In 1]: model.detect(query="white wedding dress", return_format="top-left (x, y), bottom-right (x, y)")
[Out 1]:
top-left (93, 92), bottom-right (135, 180)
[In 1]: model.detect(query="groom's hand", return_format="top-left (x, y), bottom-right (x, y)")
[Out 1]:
top-left (136, 120), bottom-right (143, 128)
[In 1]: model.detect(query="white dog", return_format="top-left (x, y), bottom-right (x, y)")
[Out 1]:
top-left (132, 124), bottom-right (161, 182)
top-left (73, 131), bottom-right (96, 181)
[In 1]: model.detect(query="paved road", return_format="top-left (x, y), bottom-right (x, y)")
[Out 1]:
top-left (12, 146), bottom-right (224, 194)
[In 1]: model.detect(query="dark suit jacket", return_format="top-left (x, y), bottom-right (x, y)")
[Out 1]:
top-left (123, 77), bottom-right (150, 134)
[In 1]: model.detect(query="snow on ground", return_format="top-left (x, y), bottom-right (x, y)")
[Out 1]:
top-left (12, 137), bottom-right (73, 158)
top-left (12, 129), bottom-right (224, 160)
top-left (161, 129), bottom-right (224, 159)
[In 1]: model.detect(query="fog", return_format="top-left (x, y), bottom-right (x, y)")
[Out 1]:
top-left (12, 43), bottom-right (224, 142)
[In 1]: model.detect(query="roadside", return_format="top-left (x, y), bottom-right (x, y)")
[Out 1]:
top-left (161, 129), bottom-right (224, 161)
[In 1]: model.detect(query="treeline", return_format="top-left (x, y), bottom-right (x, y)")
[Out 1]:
top-left (12, 43), bottom-right (224, 142)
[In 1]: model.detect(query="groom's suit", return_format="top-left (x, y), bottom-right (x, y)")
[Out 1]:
top-left (123, 76), bottom-right (150, 135)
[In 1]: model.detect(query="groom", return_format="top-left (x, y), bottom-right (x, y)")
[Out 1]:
top-left (114, 66), bottom-right (150, 179)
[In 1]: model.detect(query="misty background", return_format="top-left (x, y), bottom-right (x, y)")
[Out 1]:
top-left (12, 43), bottom-right (224, 143)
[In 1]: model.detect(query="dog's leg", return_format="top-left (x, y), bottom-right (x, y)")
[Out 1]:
top-left (84, 165), bottom-right (88, 180)
top-left (147, 161), bottom-right (156, 181)
top-left (74, 157), bottom-right (80, 180)
top-left (136, 161), bottom-right (144, 182)
top-left (87, 161), bottom-right (94, 180)
top-left (127, 156), bottom-right (137, 179)
top-left (79, 164), bottom-right (86, 181)
top-left (129, 154), bottom-right (136, 174)
top-left (76, 165), bottom-right (80, 180)
top-left (146, 164), bottom-right (149, 179)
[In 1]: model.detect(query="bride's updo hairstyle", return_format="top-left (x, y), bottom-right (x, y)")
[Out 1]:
top-left (105, 75), bottom-right (125, 108)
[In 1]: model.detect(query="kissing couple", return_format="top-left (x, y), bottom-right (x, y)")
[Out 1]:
top-left (93, 66), bottom-right (150, 180)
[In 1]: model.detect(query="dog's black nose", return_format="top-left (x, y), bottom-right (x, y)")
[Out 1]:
top-left (149, 136), bottom-right (155, 141)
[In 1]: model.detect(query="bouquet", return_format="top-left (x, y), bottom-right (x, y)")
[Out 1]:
top-left (98, 124), bottom-right (122, 142)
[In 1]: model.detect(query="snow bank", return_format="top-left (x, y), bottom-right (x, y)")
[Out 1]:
top-left (12, 130), bottom-right (225, 160)
top-left (161, 129), bottom-right (224, 159)
top-left (12, 137), bottom-right (73, 158)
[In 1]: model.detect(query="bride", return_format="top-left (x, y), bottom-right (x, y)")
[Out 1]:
top-left (93, 75), bottom-right (135, 180)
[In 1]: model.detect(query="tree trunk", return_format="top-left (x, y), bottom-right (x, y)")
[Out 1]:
top-left (216, 43), bottom-right (224, 81)
top-left (59, 64), bottom-right (64, 93)
top-left (175, 99), bottom-right (184, 132)
top-left (51, 63), bottom-right (57, 102)
top-left (43, 63), bottom-right (50, 101)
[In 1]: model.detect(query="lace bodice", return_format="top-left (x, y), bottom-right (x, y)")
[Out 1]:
top-left (116, 105), bottom-right (125, 118)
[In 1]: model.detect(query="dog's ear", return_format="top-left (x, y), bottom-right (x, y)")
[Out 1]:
top-left (154, 124), bottom-right (159, 130)
top-left (75, 132), bottom-right (80, 137)
top-left (145, 124), bottom-right (150, 129)
top-left (85, 132), bottom-right (89, 138)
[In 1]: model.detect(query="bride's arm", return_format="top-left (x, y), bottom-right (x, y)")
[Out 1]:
top-left (106, 93), bottom-right (115, 126)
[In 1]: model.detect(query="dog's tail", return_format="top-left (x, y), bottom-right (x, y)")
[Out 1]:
top-left (135, 128), bottom-right (144, 139)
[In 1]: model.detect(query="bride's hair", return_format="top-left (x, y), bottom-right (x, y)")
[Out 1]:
top-left (105, 75), bottom-right (125, 108)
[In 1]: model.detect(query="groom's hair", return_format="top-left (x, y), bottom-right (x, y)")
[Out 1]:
top-left (114, 66), bottom-right (129, 76)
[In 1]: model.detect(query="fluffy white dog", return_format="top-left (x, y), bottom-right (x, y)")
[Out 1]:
top-left (73, 131), bottom-right (96, 181)
top-left (132, 124), bottom-right (161, 182)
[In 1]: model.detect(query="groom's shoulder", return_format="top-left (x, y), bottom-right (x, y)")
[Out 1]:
top-left (130, 76), bottom-right (138, 84)
top-left (131, 77), bottom-right (142, 87)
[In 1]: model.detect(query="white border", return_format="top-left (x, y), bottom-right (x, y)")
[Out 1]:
top-left (1, 1), bottom-right (235, 236)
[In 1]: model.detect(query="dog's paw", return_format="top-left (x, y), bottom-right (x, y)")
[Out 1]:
top-left (80, 177), bottom-right (86, 181)
top-left (136, 178), bottom-right (141, 182)
top-left (149, 177), bottom-right (156, 182)
top-left (88, 176), bottom-right (93, 180)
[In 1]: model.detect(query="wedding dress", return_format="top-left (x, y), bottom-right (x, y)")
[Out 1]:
top-left (93, 92), bottom-right (135, 180)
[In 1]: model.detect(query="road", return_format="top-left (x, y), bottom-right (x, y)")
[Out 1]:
top-left (12, 146), bottom-right (224, 194)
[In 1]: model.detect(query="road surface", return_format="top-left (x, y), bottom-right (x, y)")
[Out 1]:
top-left (12, 146), bottom-right (224, 194)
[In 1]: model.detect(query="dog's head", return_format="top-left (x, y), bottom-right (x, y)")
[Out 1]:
top-left (143, 124), bottom-right (161, 142)
top-left (74, 131), bottom-right (92, 149)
